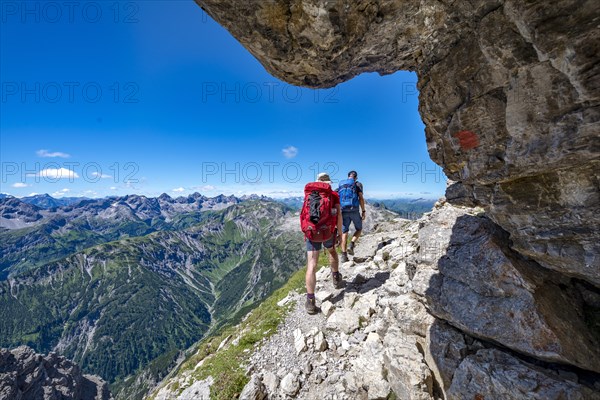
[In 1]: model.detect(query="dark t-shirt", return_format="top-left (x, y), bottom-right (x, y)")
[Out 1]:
top-left (355, 181), bottom-right (363, 195)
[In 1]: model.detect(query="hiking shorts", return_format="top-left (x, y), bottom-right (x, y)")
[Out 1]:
top-left (342, 209), bottom-right (362, 233)
top-left (306, 235), bottom-right (335, 251)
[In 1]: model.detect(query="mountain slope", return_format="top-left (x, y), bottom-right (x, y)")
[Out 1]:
top-left (0, 197), bottom-right (305, 398)
top-left (0, 193), bottom-right (241, 278)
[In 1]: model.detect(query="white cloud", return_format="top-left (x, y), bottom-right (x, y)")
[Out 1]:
top-left (282, 146), bottom-right (298, 159)
top-left (52, 188), bottom-right (70, 197)
top-left (124, 179), bottom-right (143, 189)
top-left (37, 168), bottom-right (79, 179)
top-left (207, 186), bottom-right (303, 199)
top-left (109, 186), bottom-right (118, 190)
top-left (190, 185), bottom-right (217, 192)
top-left (36, 149), bottom-right (71, 158)
top-left (28, 192), bottom-right (39, 196)
top-left (91, 172), bottom-right (112, 179)
top-left (262, 190), bottom-right (303, 198)
top-left (172, 187), bottom-right (186, 193)
top-left (11, 182), bottom-right (30, 188)
top-left (266, 189), bottom-right (303, 196)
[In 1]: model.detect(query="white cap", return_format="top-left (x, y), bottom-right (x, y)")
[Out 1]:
top-left (316, 172), bottom-right (332, 184)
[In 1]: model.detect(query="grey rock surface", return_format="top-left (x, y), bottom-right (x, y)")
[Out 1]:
top-left (0, 346), bottom-right (111, 400)
top-left (420, 205), bottom-right (600, 373)
top-left (239, 374), bottom-right (266, 400)
top-left (177, 376), bottom-right (213, 400)
top-left (447, 349), bottom-right (600, 400)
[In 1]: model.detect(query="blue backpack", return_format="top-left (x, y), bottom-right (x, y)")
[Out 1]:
top-left (338, 179), bottom-right (360, 210)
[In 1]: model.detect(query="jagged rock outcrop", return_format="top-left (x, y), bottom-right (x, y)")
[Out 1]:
top-left (409, 203), bottom-right (600, 373)
top-left (237, 202), bottom-right (599, 399)
top-left (194, 0), bottom-right (599, 285)
top-left (0, 346), bottom-right (111, 400)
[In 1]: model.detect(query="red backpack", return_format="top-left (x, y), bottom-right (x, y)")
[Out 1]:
top-left (300, 182), bottom-right (335, 242)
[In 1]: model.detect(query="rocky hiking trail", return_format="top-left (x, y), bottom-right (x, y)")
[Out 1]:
top-left (239, 201), bottom-right (600, 400)
top-left (241, 219), bottom-right (418, 400)
top-left (240, 210), bottom-right (436, 400)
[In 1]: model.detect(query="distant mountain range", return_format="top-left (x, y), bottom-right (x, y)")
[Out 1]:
top-left (0, 192), bottom-right (246, 230)
top-left (6, 193), bottom-right (91, 208)
top-left (369, 198), bottom-right (437, 219)
top-left (270, 196), bottom-right (437, 219)
top-left (0, 193), bottom-right (305, 398)
top-left (0, 193), bottom-right (437, 218)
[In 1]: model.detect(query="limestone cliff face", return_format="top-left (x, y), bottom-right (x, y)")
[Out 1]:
top-left (194, 0), bottom-right (599, 286)
top-left (0, 346), bottom-right (111, 400)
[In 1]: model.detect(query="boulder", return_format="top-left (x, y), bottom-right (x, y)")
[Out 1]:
top-left (421, 207), bottom-right (600, 373)
top-left (326, 309), bottom-right (361, 334)
top-left (447, 349), bottom-right (600, 400)
top-left (382, 327), bottom-right (434, 400)
top-left (352, 333), bottom-right (390, 400)
top-left (239, 374), bottom-right (266, 400)
top-left (0, 346), bottom-right (111, 400)
top-left (280, 372), bottom-right (300, 396)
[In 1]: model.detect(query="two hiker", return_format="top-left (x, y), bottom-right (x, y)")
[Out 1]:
top-left (300, 171), bottom-right (365, 314)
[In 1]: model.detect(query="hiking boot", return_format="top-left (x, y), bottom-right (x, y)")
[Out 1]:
top-left (340, 252), bottom-right (349, 263)
top-left (332, 272), bottom-right (343, 289)
top-left (305, 297), bottom-right (318, 315)
top-left (348, 242), bottom-right (355, 256)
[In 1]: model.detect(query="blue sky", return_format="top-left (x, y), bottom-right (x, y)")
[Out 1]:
top-left (0, 1), bottom-right (446, 199)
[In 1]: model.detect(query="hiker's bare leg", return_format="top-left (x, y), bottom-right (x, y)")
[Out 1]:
top-left (326, 246), bottom-right (339, 273)
top-left (352, 229), bottom-right (363, 244)
top-left (341, 232), bottom-right (349, 252)
top-left (306, 250), bottom-right (319, 294)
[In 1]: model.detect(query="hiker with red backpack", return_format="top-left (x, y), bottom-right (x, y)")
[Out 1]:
top-left (337, 170), bottom-right (366, 263)
top-left (300, 172), bottom-right (343, 314)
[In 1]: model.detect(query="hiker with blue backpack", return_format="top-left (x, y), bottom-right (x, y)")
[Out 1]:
top-left (337, 170), bottom-right (365, 263)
